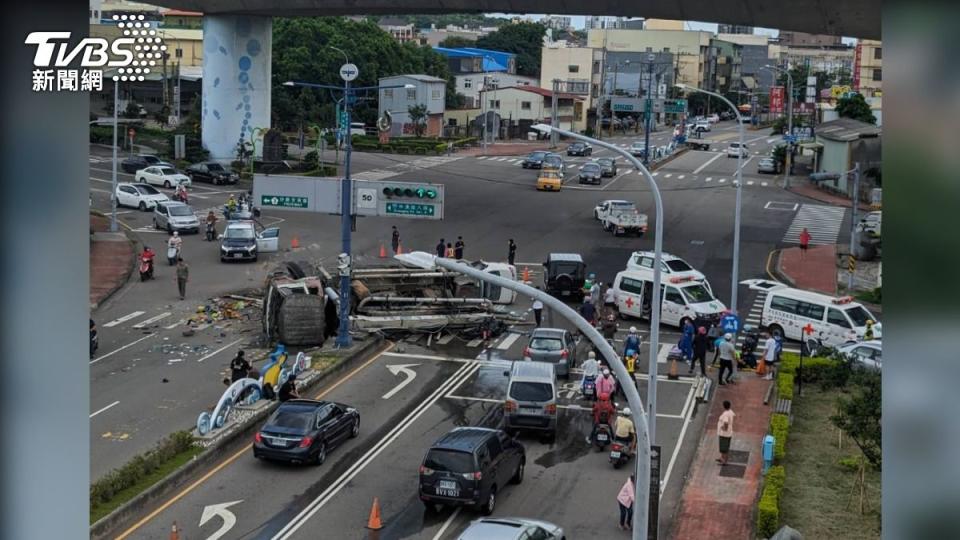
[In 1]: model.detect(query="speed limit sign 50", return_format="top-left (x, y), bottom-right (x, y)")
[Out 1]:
top-left (357, 188), bottom-right (377, 209)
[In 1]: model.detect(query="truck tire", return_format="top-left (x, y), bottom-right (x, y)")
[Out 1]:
top-left (277, 294), bottom-right (325, 346)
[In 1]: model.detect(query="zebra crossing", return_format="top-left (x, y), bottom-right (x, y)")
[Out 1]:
top-left (783, 204), bottom-right (846, 245)
top-left (102, 309), bottom-right (188, 330)
top-left (353, 155), bottom-right (462, 181)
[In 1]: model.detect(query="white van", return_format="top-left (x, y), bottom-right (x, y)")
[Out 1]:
top-left (747, 281), bottom-right (882, 347)
top-left (625, 251), bottom-right (712, 293)
top-left (613, 270), bottom-right (727, 328)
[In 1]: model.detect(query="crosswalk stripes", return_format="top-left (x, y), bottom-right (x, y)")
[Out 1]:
top-left (746, 180), bottom-right (754, 186)
top-left (664, 173), bottom-right (672, 178)
top-left (104, 311), bottom-right (145, 328)
top-left (353, 169), bottom-right (397, 181)
top-left (718, 179), bottom-right (727, 183)
top-left (705, 177), bottom-right (712, 182)
top-left (677, 175), bottom-right (685, 179)
top-left (761, 182), bottom-right (768, 187)
top-left (783, 204), bottom-right (846, 245)
top-left (476, 156), bottom-right (488, 160)
top-left (132, 312), bottom-right (172, 328)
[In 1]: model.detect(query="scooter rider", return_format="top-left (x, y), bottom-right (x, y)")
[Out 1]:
top-left (614, 406), bottom-right (637, 453)
top-left (205, 210), bottom-right (217, 241)
top-left (225, 194), bottom-right (237, 219)
top-left (168, 231), bottom-right (183, 251)
top-left (624, 327), bottom-right (641, 356)
top-left (581, 351), bottom-right (600, 394)
top-left (175, 183), bottom-right (188, 204)
top-left (596, 368), bottom-right (617, 398)
top-left (587, 391), bottom-right (617, 444)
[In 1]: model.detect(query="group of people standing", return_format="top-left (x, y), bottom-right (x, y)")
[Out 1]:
top-left (435, 236), bottom-right (466, 259)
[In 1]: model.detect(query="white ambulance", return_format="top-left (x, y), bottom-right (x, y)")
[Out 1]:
top-left (743, 280), bottom-right (882, 347)
top-left (625, 251), bottom-right (713, 293)
top-left (612, 270), bottom-right (728, 328)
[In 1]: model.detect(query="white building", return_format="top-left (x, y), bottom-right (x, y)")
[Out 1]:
top-left (379, 74), bottom-right (446, 137)
top-left (455, 72), bottom-right (537, 108)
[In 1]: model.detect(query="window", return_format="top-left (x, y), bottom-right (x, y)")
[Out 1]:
top-left (680, 284), bottom-right (714, 304)
top-left (432, 88), bottom-right (442, 99)
top-left (872, 68), bottom-right (882, 82)
top-left (406, 88), bottom-right (416, 100)
top-left (646, 47), bottom-right (653, 52)
top-left (447, 118), bottom-right (458, 126)
top-left (521, 101), bottom-right (531, 110)
top-left (637, 256), bottom-right (654, 269)
top-left (175, 48), bottom-right (183, 59)
top-left (484, 437), bottom-right (503, 460)
top-left (382, 89), bottom-right (393, 99)
top-left (568, 64), bottom-right (580, 73)
top-left (769, 295), bottom-right (799, 314)
top-left (529, 338), bottom-right (563, 351)
top-left (509, 382), bottom-right (553, 402)
top-left (619, 277), bottom-right (645, 295)
top-left (593, 60), bottom-right (601, 74)
top-left (489, 99), bottom-right (500, 109)
top-left (315, 403), bottom-right (336, 425)
top-left (424, 450), bottom-right (474, 473)
top-left (795, 301), bottom-right (825, 321)
top-left (476, 445), bottom-right (491, 469)
top-left (663, 48), bottom-right (670, 53)
top-left (463, 79), bottom-right (472, 89)
top-left (874, 47), bottom-right (882, 60)
top-left (844, 306), bottom-right (874, 327)
top-left (664, 286), bottom-right (685, 305)
top-left (827, 308), bottom-right (851, 328)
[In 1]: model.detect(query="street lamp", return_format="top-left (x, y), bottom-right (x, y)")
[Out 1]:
top-left (282, 77), bottom-right (415, 348)
top-left (110, 78), bottom-right (119, 233)
top-left (764, 64), bottom-right (794, 187)
top-left (532, 121), bottom-right (661, 540)
top-left (676, 83), bottom-right (745, 316)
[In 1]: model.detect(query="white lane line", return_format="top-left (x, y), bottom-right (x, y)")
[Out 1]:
top-left (678, 175), bottom-right (686, 180)
top-left (623, 169), bottom-right (633, 175)
top-left (103, 311), bottom-right (145, 328)
top-left (736, 155), bottom-right (755, 172)
top-left (382, 351), bottom-right (480, 364)
top-left (465, 338), bottom-right (483, 347)
top-left (272, 362), bottom-right (480, 539)
top-left (766, 137), bottom-right (779, 144)
top-left (661, 382), bottom-right (696, 496)
top-left (432, 507), bottom-right (461, 540)
top-left (664, 173), bottom-right (673, 178)
top-left (652, 172), bottom-right (660, 176)
top-left (164, 318), bottom-right (186, 330)
top-left (90, 400), bottom-right (120, 418)
top-left (718, 178), bottom-right (727, 183)
top-left (601, 169), bottom-right (631, 191)
top-left (705, 177), bottom-right (713, 182)
top-left (496, 332), bottom-right (523, 350)
top-left (692, 152), bottom-right (724, 174)
top-left (132, 312), bottom-right (171, 329)
top-left (746, 180), bottom-right (755, 186)
top-left (90, 333), bottom-right (156, 365)
top-left (761, 181), bottom-right (769, 187)
top-left (477, 156), bottom-right (488, 160)
top-left (197, 339), bottom-right (243, 362)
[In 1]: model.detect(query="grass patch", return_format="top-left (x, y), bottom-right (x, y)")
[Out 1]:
top-left (90, 444), bottom-right (201, 523)
top-left (778, 386), bottom-right (881, 539)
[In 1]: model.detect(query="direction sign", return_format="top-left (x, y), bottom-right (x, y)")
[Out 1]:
top-left (385, 202), bottom-right (436, 217)
top-left (261, 195), bottom-right (308, 209)
top-left (663, 99), bottom-right (687, 114)
top-left (720, 313), bottom-right (741, 334)
top-left (339, 63), bottom-right (359, 82)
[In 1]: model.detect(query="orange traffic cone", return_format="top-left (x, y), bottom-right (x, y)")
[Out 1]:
top-left (170, 521), bottom-right (180, 540)
top-left (366, 497), bottom-right (383, 530)
top-left (521, 266), bottom-right (531, 283)
top-left (396, 242), bottom-right (403, 255)
top-left (379, 243), bottom-right (387, 258)
top-left (668, 356), bottom-right (679, 380)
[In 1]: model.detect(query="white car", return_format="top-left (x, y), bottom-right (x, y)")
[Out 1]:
top-left (629, 141), bottom-right (647, 157)
top-left (857, 211), bottom-right (881, 237)
top-left (457, 517), bottom-right (564, 540)
top-left (707, 114), bottom-right (720, 123)
top-left (115, 182), bottom-right (169, 211)
top-left (836, 340), bottom-right (882, 371)
top-left (726, 142), bottom-right (748, 158)
top-left (694, 121), bottom-right (711, 133)
top-left (136, 166), bottom-right (191, 189)
top-left (626, 250), bottom-right (712, 292)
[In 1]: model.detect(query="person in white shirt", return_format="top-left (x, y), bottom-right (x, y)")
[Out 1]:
top-left (762, 333), bottom-right (777, 380)
top-left (532, 299), bottom-right (544, 327)
top-left (604, 285), bottom-right (617, 309)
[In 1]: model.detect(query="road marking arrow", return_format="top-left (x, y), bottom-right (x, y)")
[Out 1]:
top-left (382, 364), bottom-right (420, 399)
top-left (199, 500), bottom-right (242, 540)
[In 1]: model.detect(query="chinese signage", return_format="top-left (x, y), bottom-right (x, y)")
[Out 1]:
top-left (853, 43), bottom-right (862, 91)
top-left (25, 14), bottom-right (166, 92)
top-left (664, 99), bottom-right (687, 114)
top-left (261, 195), bottom-right (309, 208)
top-left (769, 86), bottom-right (785, 114)
top-left (385, 202), bottom-right (436, 217)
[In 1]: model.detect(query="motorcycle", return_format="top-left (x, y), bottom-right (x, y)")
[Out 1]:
top-left (173, 189), bottom-right (188, 204)
top-left (609, 439), bottom-right (634, 469)
top-left (740, 330), bottom-right (759, 369)
top-left (139, 253), bottom-right (155, 281)
top-left (593, 422), bottom-right (612, 451)
top-left (167, 245), bottom-right (180, 265)
top-left (581, 375), bottom-right (597, 401)
top-left (205, 222), bottom-right (216, 242)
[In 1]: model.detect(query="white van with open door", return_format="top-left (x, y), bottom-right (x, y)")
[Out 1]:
top-left (613, 270), bottom-right (727, 328)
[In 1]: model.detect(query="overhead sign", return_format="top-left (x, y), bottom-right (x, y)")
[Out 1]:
top-left (261, 195), bottom-right (308, 209)
top-left (385, 202), bottom-right (436, 217)
top-left (611, 97), bottom-right (642, 112)
top-left (339, 63), bottom-right (359, 82)
top-left (663, 99), bottom-right (687, 114)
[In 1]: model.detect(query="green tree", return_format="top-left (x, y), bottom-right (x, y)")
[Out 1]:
top-left (123, 101), bottom-right (142, 119)
top-left (836, 93), bottom-right (877, 124)
top-left (831, 370), bottom-right (882, 468)
top-left (408, 104), bottom-right (428, 137)
top-left (439, 36), bottom-right (476, 48)
top-left (475, 22), bottom-right (547, 77)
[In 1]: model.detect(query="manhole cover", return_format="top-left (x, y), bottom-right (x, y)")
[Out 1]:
top-left (719, 464), bottom-right (746, 478)
top-left (727, 450), bottom-right (750, 464)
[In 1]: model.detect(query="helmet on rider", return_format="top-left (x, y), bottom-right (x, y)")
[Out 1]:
top-left (602, 368), bottom-right (611, 376)
top-left (622, 407), bottom-right (631, 415)
top-left (588, 351), bottom-right (596, 360)
top-left (172, 231), bottom-right (179, 237)
top-left (629, 326), bottom-right (637, 334)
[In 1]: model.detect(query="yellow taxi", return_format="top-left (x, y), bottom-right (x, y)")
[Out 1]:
top-left (536, 169), bottom-right (563, 191)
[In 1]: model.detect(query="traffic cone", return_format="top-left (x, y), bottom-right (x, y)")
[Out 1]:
top-left (291, 235), bottom-right (300, 249)
top-left (396, 242), bottom-right (403, 255)
top-left (379, 243), bottom-right (387, 258)
top-left (170, 521), bottom-right (180, 540)
top-left (521, 266), bottom-right (531, 283)
top-left (366, 497), bottom-right (383, 530)
top-left (668, 357), bottom-right (679, 380)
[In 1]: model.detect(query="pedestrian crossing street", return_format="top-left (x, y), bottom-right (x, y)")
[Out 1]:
top-left (782, 204), bottom-right (847, 245)
top-left (353, 155), bottom-right (463, 181)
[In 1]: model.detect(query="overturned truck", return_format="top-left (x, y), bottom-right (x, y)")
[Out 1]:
top-left (262, 261), bottom-right (338, 347)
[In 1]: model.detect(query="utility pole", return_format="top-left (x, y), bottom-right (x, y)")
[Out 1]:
top-left (595, 34), bottom-right (608, 139)
top-left (643, 56), bottom-right (655, 165)
top-left (481, 75), bottom-right (488, 153)
top-left (551, 79), bottom-right (560, 147)
top-left (847, 162), bottom-right (861, 290)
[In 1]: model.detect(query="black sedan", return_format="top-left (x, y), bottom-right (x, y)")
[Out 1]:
top-left (566, 142), bottom-right (593, 156)
top-left (521, 151), bottom-right (547, 169)
top-left (253, 399), bottom-right (359, 465)
top-left (578, 162), bottom-right (603, 185)
top-left (186, 161), bottom-right (239, 185)
top-left (120, 154), bottom-right (172, 174)
top-left (597, 157), bottom-right (617, 177)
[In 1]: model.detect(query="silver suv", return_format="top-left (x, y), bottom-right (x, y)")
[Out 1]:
top-left (503, 361), bottom-right (558, 442)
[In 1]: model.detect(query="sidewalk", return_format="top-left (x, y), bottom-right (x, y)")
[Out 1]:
top-left (90, 213), bottom-right (136, 309)
top-left (777, 245), bottom-right (838, 295)
top-left (671, 376), bottom-right (772, 540)
top-left (786, 178), bottom-right (872, 211)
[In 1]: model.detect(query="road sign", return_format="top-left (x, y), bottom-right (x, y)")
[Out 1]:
top-left (664, 99), bottom-right (687, 114)
top-left (339, 63), bottom-right (359, 82)
top-left (720, 313), bottom-right (741, 334)
top-left (385, 202), bottom-right (436, 217)
top-left (261, 195), bottom-right (309, 209)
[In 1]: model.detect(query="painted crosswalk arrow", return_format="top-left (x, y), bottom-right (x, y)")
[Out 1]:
top-left (199, 500), bottom-right (242, 540)
top-left (382, 364), bottom-right (420, 399)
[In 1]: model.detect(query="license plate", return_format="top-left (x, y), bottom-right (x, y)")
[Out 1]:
top-left (610, 451), bottom-right (621, 458)
top-left (438, 480), bottom-right (457, 490)
top-left (522, 407), bottom-right (542, 414)
top-left (597, 433), bottom-right (608, 441)
top-left (233, 253), bottom-right (243, 258)
top-left (271, 438), bottom-right (286, 446)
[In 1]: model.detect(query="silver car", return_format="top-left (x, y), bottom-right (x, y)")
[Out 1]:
top-left (757, 157), bottom-right (778, 174)
top-left (523, 328), bottom-right (577, 379)
top-left (457, 517), bottom-right (565, 540)
top-left (153, 201), bottom-right (200, 234)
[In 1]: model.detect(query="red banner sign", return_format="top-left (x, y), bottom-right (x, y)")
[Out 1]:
top-left (769, 86), bottom-right (785, 114)
top-left (853, 43), bottom-right (862, 91)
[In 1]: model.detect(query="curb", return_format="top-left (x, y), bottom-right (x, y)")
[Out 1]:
top-left (769, 249), bottom-right (796, 288)
top-left (90, 336), bottom-right (386, 540)
top-left (90, 212), bottom-right (138, 311)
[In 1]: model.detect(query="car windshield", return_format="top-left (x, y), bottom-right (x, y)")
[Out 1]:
top-left (544, 156), bottom-right (561, 165)
top-left (598, 158), bottom-right (613, 166)
top-left (424, 449), bottom-right (474, 473)
top-left (268, 409), bottom-right (314, 433)
top-left (582, 164), bottom-right (601, 173)
top-left (570, 143), bottom-right (584, 149)
top-left (681, 284), bottom-right (714, 303)
top-left (530, 338), bottom-right (563, 351)
top-left (225, 226), bottom-right (255, 239)
top-left (159, 167), bottom-right (177, 175)
top-left (528, 152), bottom-right (546, 160)
top-left (168, 205), bottom-right (193, 217)
top-left (730, 143), bottom-right (742, 149)
top-left (612, 202), bottom-right (636, 211)
top-left (665, 259), bottom-right (694, 272)
top-left (142, 156), bottom-right (160, 163)
top-left (207, 163), bottom-right (226, 172)
top-left (134, 184), bottom-right (160, 195)
top-left (509, 381), bottom-right (553, 402)
top-left (844, 305), bottom-right (874, 327)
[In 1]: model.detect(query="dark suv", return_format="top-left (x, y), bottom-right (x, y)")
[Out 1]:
top-left (419, 427), bottom-right (525, 515)
top-left (543, 253), bottom-right (586, 297)
top-left (186, 161), bottom-right (239, 185)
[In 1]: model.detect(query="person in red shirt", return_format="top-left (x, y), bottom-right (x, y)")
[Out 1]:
top-left (799, 227), bottom-right (811, 258)
top-left (588, 392), bottom-right (617, 444)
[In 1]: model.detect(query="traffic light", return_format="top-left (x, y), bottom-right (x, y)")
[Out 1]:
top-left (381, 185), bottom-right (437, 199)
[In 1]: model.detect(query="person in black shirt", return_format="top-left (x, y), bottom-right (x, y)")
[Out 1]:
top-left (436, 238), bottom-right (446, 257)
top-left (454, 236), bottom-right (465, 259)
top-left (278, 374), bottom-right (300, 402)
top-left (508, 239), bottom-right (517, 265)
top-left (230, 350), bottom-right (251, 383)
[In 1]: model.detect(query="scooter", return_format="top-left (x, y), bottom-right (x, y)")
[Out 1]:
top-left (581, 375), bottom-right (597, 401)
top-left (593, 422), bottom-right (612, 451)
top-left (139, 254), bottom-right (154, 281)
top-left (609, 439), bottom-right (634, 469)
top-left (167, 245), bottom-right (180, 265)
top-left (205, 222), bottom-right (216, 242)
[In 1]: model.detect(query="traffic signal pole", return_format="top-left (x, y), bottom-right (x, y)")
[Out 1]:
top-left (336, 78), bottom-right (354, 348)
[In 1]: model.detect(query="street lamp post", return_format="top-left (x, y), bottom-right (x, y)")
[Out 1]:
top-left (282, 76), bottom-right (416, 348)
top-left (532, 122), bottom-right (663, 540)
top-left (677, 84), bottom-right (744, 315)
top-left (765, 64), bottom-right (794, 187)
top-left (110, 78), bottom-right (119, 233)
top-left (643, 54), bottom-right (656, 166)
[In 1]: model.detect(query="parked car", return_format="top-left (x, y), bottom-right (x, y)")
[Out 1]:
top-left (521, 151), bottom-right (548, 169)
top-left (857, 211), bottom-right (882, 238)
top-left (523, 328), bottom-right (577, 379)
top-left (597, 157), bottom-right (617, 177)
top-left (757, 157), bottom-right (778, 174)
top-left (456, 517), bottom-right (565, 540)
top-left (153, 201), bottom-right (200, 234)
top-left (115, 182), bottom-right (169, 211)
top-left (694, 121), bottom-right (711, 133)
top-left (220, 220), bottom-right (280, 262)
top-left (120, 154), bottom-right (173, 174)
top-left (419, 427), bottom-right (525, 515)
top-left (836, 340), bottom-right (882, 371)
top-left (726, 142), bottom-right (749, 158)
top-left (136, 166), bottom-right (191, 189)
top-left (253, 399), bottom-right (359, 465)
top-left (629, 141), bottom-right (647, 158)
top-left (566, 142), bottom-right (593, 156)
top-left (186, 161), bottom-right (239, 185)
top-left (578, 162), bottom-right (603, 185)
top-left (707, 113), bottom-right (720, 123)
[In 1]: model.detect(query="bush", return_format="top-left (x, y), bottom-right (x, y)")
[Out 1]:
top-left (90, 431), bottom-right (195, 507)
top-left (757, 465), bottom-right (786, 538)
top-left (856, 287), bottom-right (881, 304)
top-left (777, 372), bottom-right (794, 401)
top-left (90, 125), bottom-right (114, 144)
top-left (779, 353), bottom-right (853, 389)
top-left (451, 137), bottom-right (476, 147)
top-left (302, 166), bottom-right (337, 177)
top-left (770, 413), bottom-right (789, 461)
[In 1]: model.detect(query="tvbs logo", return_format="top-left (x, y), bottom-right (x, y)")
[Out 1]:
top-left (25, 14), bottom-right (166, 91)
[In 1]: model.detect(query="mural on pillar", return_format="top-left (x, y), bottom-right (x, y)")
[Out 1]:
top-left (202, 16), bottom-right (271, 160)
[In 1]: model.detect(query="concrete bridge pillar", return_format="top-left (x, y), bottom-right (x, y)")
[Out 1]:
top-left (201, 15), bottom-right (272, 161)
